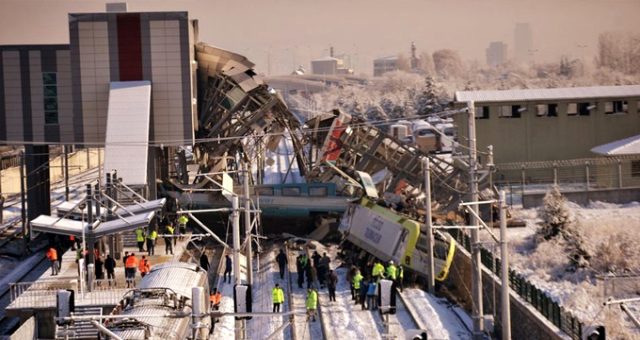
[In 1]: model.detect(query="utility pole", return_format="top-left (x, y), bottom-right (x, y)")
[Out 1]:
top-left (20, 151), bottom-right (26, 237)
top-left (467, 101), bottom-right (484, 339)
top-left (500, 190), bottom-right (511, 340)
top-left (243, 163), bottom-right (253, 286)
top-left (423, 158), bottom-right (435, 294)
top-left (232, 196), bottom-right (241, 285)
top-left (64, 145), bottom-right (70, 201)
top-left (86, 184), bottom-right (95, 267)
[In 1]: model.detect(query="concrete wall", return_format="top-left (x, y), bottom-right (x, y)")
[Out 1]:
top-left (0, 45), bottom-right (71, 144)
top-left (523, 186), bottom-right (640, 208)
top-left (445, 243), bottom-right (570, 340)
top-left (455, 97), bottom-right (640, 165)
top-left (8, 315), bottom-right (35, 340)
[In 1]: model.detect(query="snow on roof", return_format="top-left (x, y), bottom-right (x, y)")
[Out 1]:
top-left (312, 56), bottom-right (340, 62)
top-left (591, 134), bottom-right (640, 155)
top-left (374, 55), bottom-right (399, 62)
top-left (455, 85), bottom-right (640, 103)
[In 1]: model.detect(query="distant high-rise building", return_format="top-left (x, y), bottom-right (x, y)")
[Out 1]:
top-left (486, 41), bottom-right (508, 67)
top-left (514, 23), bottom-right (533, 63)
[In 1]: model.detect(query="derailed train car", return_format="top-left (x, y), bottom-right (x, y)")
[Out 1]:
top-left (102, 262), bottom-right (211, 340)
top-left (340, 197), bottom-right (456, 281)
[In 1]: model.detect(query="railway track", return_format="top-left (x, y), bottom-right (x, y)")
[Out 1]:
top-left (0, 253), bottom-right (49, 335)
top-left (285, 241), bottom-right (326, 340)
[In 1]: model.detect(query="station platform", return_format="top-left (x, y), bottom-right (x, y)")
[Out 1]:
top-left (6, 234), bottom-right (192, 315)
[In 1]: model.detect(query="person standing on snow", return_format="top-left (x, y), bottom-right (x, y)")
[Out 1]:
top-left (272, 283), bottom-right (285, 312)
top-left (327, 269), bottom-right (338, 302)
top-left (306, 288), bottom-right (318, 321)
top-left (276, 249), bottom-right (288, 280)
top-left (224, 255), bottom-right (232, 283)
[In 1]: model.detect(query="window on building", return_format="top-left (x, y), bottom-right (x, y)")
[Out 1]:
top-left (282, 187), bottom-right (301, 196)
top-left (632, 161), bottom-right (640, 178)
top-left (611, 100), bottom-right (628, 114)
top-left (475, 106), bottom-right (489, 119)
top-left (309, 186), bottom-right (328, 197)
top-left (548, 104), bottom-right (558, 116)
top-left (567, 103), bottom-right (578, 116)
top-left (499, 105), bottom-right (514, 118)
top-left (42, 72), bottom-right (58, 124)
top-left (255, 187), bottom-right (274, 196)
top-left (510, 105), bottom-right (523, 118)
top-left (578, 102), bottom-right (592, 116)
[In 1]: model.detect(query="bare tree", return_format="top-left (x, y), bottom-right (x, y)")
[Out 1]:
top-left (597, 31), bottom-right (640, 74)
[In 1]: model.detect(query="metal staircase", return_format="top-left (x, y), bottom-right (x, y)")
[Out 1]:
top-left (55, 306), bottom-right (102, 339)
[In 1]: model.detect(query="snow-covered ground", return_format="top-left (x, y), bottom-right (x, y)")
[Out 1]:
top-left (286, 247), bottom-right (324, 340)
top-left (247, 248), bottom-right (291, 340)
top-left (400, 288), bottom-right (472, 340)
top-left (482, 200), bottom-right (640, 339)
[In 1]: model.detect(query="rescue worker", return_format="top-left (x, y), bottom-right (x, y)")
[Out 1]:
top-left (276, 249), bottom-right (287, 280)
top-left (177, 214), bottom-right (189, 240)
top-left (347, 265), bottom-right (358, 300)
top-left (305, 288), bottom-right (318, 322)
top-left (135, 227), bottom-right (145, 252)
top-left (122, 251), bottom-right (130, 267)
top-left (210, 288), bottom-right (222, 310)
top-left (397, 264), bottom-right (404, 292)
top-left (125, 253), bottom-right (138, 288)
top-left (69, 235), bottom-right (77, 250)
top-left (386, 260), bottom-right (397, 281)
top-left (46, 247), bottom-right (59, 276)
top-left (139, 255), bottom-right (150, 278)
top-left (372, 261), bottom-right (385, 281)
top-left (147, 228), bottom-right (157, 256)
top-left (105, 254), bottom-right (116, 286)
top-left (164, 224), bottom-right (174, 255)
top-left (224, 255), bottom-right (232, 283)
top-left (272, 283), bottom-right (285, 312)
top-left (296, 253), bottom-right (308, 288)
top-left (352, 269), bottom-right (363, 304)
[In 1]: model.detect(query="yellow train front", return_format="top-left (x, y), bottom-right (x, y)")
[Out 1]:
top-left (340, 197), bottom-right (455, 281)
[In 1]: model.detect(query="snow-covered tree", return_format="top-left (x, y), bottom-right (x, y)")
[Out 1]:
top-left (537, 186), bottom-right (590, 270)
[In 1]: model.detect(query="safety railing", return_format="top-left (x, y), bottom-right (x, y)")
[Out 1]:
top-left (9, 277), bottom-right (136, 309)
top-left (448, 229), bottom-right (589, 340)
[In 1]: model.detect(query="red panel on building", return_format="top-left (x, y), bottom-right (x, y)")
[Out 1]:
top-left (117, 13), bottom-right (142, 81)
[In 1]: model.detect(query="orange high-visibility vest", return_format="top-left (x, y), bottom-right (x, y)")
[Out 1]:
top-left (46, 248), bottom-right (58, 261)
top-left (209, 293), bottom-right (221, 305)
top-left (125, 255), bottom-right (138, 269)
top-left (138, 259), bottom-right (150, 273)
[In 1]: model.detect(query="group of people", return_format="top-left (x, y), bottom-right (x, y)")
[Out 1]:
top-left (133, 214), bottom-right (190, 257)
top-left (123, 252), bottom-right (151, 287)
top-left (295, 251), bottom-right (332, 290)
top-left (347, 259), bottom-right (403, 310)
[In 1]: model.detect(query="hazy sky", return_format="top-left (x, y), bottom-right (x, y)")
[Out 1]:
top-left (1, 0), bottom-right (639, 75)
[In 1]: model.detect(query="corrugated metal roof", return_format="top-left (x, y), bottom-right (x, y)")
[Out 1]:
top-left (591, 134), bottom-right (640, 155)
top-left (455, 85), bottom-right (640, 103)
top-left (104, 81), bottom-right (151, 186)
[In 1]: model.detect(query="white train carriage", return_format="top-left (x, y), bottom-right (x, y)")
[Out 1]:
top-left (103, 262), bottom-right (211, 340)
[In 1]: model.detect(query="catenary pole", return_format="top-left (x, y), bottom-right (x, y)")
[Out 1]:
top-left (423, 158), bottom-right (435, 294)
top-left (243, 163), bottom-right (253, 286)
top-left (467, 101), bottom-right (484, 339)
top-left (500, 190), bottom-right (511, 340)
top-left (232, 196), bottom-right (241, 285)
